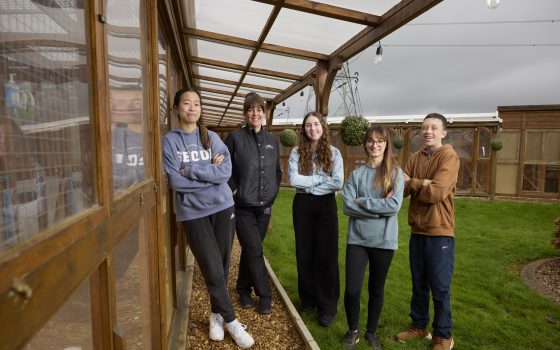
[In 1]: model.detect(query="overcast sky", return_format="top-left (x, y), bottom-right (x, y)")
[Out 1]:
top-left (275, 0), bottom-right (560, 122)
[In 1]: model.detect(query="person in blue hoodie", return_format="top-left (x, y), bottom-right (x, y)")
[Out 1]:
top-left (341, 125), bottom-right (404, 350)
top-left (162, 87), bottom-right (254, 349)
top-left (288, 111), bottom-right (344, 327)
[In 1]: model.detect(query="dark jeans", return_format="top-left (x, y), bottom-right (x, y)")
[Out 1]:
top-left (183, 206), bottom-right (236, 323)
top-left (344, 244), bottom-right (394, 333)
top-left (293, 193), bottom-right (340, 317)
top-left (234, 205), bottom-right (272, 300)
top-left (409, 234), bottom-right (454, 338)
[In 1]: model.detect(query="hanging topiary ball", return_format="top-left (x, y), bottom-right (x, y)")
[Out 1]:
top-left (490, 138), bottom-right (503, 151)
top-left (393, 137), bottom-right (405, 149)
top-left (340, 116), bottom-right (370, 146)
top-left (279, 128), bottom-right (297, 147)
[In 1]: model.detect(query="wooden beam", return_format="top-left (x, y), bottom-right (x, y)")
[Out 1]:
top-left (330, 0), bottom-right (444, 62)
top-left (183, 27), bottom-right (328, 61)
top-left (200, 95), bottom-right (244, 106)
top-left (252, 0), bottom-right (381, 26)
top-left (190, 56), bottom-right (302, 82)
top-left (194, 74), bottom-right (284, 93)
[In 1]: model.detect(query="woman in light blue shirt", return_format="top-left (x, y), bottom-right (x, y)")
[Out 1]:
top-left (288, 111), bottom-right (343, 327)
top-left (341, 125), bottom-right (403, 350)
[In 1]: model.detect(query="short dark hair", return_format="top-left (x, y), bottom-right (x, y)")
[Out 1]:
top-left (424, 113), bottom-right (448, 130)
top-left (243, 92), bottom-right (266, 114)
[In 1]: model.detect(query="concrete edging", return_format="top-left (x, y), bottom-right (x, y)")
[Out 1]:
top-left (520, 257), bottom-right (560, 305)
top-left (264, 257), bottom-right (320, 350)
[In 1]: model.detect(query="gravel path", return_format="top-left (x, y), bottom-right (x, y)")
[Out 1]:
top-left (186, 237), bottom-right (307, 349)
top-left (534, 257), bottom-right (560, 304)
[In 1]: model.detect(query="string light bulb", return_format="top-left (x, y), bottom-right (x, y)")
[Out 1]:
top-left (374, 42), bottom-right (383, 64)
top-left (486, 0), bottom-right (500, 9)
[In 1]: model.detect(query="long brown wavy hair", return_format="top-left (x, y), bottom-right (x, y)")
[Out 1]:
top-left (363, 125), bottom-right (399, 196)
top-left (173, 87), bottom-right (211, 150)
top-left (297, 111), bottom-right (332, 175)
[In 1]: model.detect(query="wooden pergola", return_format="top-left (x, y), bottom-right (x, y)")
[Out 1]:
top-left (163, 0), bottom-right (445, 129)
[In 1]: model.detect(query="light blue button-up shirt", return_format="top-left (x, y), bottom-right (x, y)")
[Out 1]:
top-left (288, 146), bottom-right (344, 195)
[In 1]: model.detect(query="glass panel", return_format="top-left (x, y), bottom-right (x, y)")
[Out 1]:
top-left (24, 278), bottom-right (92, 350)
top-left (189, 39), bottom-right (251, 66)
top-left (199, 81), bottom-right (235, 93)
top-left (107, 0), bottom-right (148, 194)
top-left (544, 165), bottom-right (560, 193)
top-left (446, 128), bottom-right (473, 192)
top-left (253, 52), bottom-right (315, 76)
top-left (0, 0), bottom-right (95, 252)
top-left (479, 128), bottom-right (491, 159)
top-left (544, 131), bottom-right (560, 162)
top-left (495, 164), bottom-right (518, 195)
top-left (497, 131), bottom-right (519, 161)
top-left (476, 159), bottom-right (490, 194)
top-left (114, 220), bottom-right (152, 349)
top-left (194, 65), bottom-right (242, 82)
top-left (237, 87), bottom-right (276, 100)
top-left (267, 9), bottom-right (366, 54)
top-left (190, 0), bottom-right (272, 41)
top-left (522, 164), bottom-right (541, 192)
top-left (407, 129), bottom-right (422, 155)
top-left (525, 131), bottom-right (543, 162)
top-left (243, 73), bottom-right (294, 90)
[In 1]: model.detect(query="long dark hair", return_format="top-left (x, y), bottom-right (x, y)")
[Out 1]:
top-left (363, 125), bottom-right (399, 196)
top-left (173, 87), bottom-right (210, 150)
top-left (297, 111), bottom-right (332, 175)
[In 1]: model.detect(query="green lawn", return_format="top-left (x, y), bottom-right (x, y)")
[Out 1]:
top-left (264, 189), bottom-right (560, 350)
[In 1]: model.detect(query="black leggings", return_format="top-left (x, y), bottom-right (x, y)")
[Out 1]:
top-left (344, 244), bottom-right (394, 332)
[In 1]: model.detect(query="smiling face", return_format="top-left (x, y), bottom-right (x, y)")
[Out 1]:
top-left (365, 132), bottom-right (387, 160)
top-left (244, 104), bottom-right (263, 131)
top-left (304, 115), bottom-right (323, 144)
top-left (175, 91), bottom-right (201, 129)
top-left (421, 117), bottom-right (447, 150)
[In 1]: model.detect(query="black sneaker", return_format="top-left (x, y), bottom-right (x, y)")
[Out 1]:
top-left (318, 314), bottom-right (334, 327)
top-left (238, 292), bottom-right (254, 308)
top-left (364, 331), bottom-right (384, 350)
top-left (256, 297), bottom-right (272, 314)
top-left (342, 330), bottom-right (359, 350)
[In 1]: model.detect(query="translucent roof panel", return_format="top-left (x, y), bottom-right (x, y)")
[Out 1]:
top-left (266, 8), bottom-right (366, 54)
top-left (238, 87), bottom-right (276, 100)
top-left (0, 14), bottom-right (66, 33)
top-left (201, 91), bottom-right (234, 100)
top-left (194, 65), bottom-right (242, 82)
top-left (189, 39), bottom-right (252, 65)
top-left (243, 73), bottom-right (294, 90)
top-left (189, 0), bottom-right (272, 41)
top-left (314, 0), bottom-right (401, 14)
top-left (198, 81), bottom-right (236, 93)
top-left (252, 51), bottom-right (315, 76)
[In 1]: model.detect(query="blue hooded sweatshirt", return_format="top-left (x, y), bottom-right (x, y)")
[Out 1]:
top-left (162, 127), bottom-right (234, 221)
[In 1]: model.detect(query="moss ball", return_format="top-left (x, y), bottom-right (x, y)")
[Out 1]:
top-left (340, 116), bottom-right (370, 146)
top-left (279, 128), bottom-right (297, 147)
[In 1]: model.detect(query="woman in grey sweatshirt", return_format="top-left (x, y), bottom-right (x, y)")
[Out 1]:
top-left (341, 125), bottom-right (404, 350)
top-left (162, 87), bottom-right (254, 349)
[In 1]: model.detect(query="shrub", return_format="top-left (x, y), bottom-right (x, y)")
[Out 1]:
top-left (279, 128), bottom-right (297, 147)
top-left (491, 138), bottom-right (504, 151)
top-left (393, 137), bottom-right (405, 149)
top-left (340, 116), bottom-right (369, 146)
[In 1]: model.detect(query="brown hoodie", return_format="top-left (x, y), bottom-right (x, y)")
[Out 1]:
top-left (404, 144), bottom-right (460, 237)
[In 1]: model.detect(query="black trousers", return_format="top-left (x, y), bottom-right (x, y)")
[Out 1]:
top-left (344, 244), bottom-right (394, 333)
top-left (292, 193), bottom-right (340, 317)
top-left (234, 205), bottom-right (272, 299)
top-left (183, 206), bottom-right (236, 322)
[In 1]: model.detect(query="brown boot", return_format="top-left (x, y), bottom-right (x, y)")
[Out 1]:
top-left (395, 327), bottom-right (432, 343)
top-left (432, 336), bottom-right (454, 350)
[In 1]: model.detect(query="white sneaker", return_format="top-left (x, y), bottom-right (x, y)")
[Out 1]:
top-left (226, 319), bottom-right (254, 349)
top-left (209, 312), bottom-right (224, 341)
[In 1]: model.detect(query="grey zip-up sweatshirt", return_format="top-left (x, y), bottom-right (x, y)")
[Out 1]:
top-left (163, 127), bottom-right (234, 221)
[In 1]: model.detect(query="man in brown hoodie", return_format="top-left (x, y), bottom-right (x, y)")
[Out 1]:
top-left (395, 113), bottom-right (460, 350)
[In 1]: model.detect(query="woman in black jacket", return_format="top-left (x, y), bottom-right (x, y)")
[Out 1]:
top-left (224, 92), bottom-right (282, 314)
